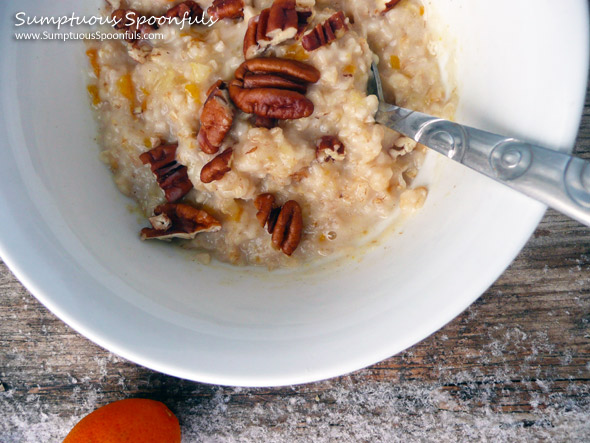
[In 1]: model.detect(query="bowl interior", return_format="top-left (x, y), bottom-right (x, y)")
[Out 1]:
top-left (0, 0), bottom-right (588, 386)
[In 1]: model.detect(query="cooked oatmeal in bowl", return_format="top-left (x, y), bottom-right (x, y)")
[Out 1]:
top-left (86, 0), bottom-right (456, 267)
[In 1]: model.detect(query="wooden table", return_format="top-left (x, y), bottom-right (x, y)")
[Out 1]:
top-left (2, 88), bottom-right (589, 442)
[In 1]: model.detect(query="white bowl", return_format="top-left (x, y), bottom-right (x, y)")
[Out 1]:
top-left (0, 1), bottom-right (588, 387)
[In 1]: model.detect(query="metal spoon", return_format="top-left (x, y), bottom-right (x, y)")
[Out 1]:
top-left (368, 62), bottom-right (590, 227)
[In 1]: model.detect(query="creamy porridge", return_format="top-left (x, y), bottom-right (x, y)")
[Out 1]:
top-left (86, 0), bottom-right (456, 267)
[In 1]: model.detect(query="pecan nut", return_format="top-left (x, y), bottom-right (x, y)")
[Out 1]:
top-left (272, 200), bottom-right (303, 256)
top-left (141, 203), bottom-right (221, 241)
top-left (254, 194), bottom-right (303, 256)
top-left (266, 0), bottom-right (298, 43)
top-left (243, 1), bottom-right (311, 59)
top-left (197, 80), bottom-right (235, 154)
top-left (254, 193), bottom-right (275, 228)
top-left (302, 11), bottom-right (349, 51)
top-left (316, 136), bottom-right (345, 162)
top-left (229, 58), bottom-right (320, 120)
top-left (200, 148), bottom-right (233, 183)
top-left (140, 143), bottom-right (194, 202)
top-left (229, 84), bottom-right (314, 120)
top-left (207, 0), bottom-right (244, 20)
top-left (139, 143), bottom-right (176, 171)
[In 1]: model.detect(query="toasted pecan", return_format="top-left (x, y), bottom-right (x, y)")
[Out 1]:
top-left (229, 58), bottom-right (319, 120)
top-left (200, 148), bottom-right (233, 183)
top-left (229, 82), bottom-right (314, 120)
top-left (266, 0), bottom-right (298, 43)
top-left (197, 80), bottom-right (235, 154)
top-left (139, 143), bottom-right (177, 172)
top-left (141, 203), bottom-right (221, 240)
top-left (271, 200), bottom-right (303, 256)
top-left (207, 0), bottom-right (244, 20)
top-left (316, 136), bottom-right (345, 162)
top-left (254, 193), bottom-right (276, 228)
top-left (140, 144), bottom-right (194, 202)
top-left (254, 194), bottom-right (303, 256)
top-left (302, 11), bottom-right (349, 51)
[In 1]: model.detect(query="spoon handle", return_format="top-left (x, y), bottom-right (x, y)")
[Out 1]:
top-left (376, 104), bottom-right (590, 227)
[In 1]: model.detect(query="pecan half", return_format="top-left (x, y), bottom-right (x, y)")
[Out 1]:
top-left (197, 81), bottom-right (235, 154)
top-left (207, 0), bottom-right (244, 20)
top-left (229, 84), bottom-right (314, 120)
top-left (272, 200), bottom-right (303, 256)
top-left (302, 11), bottom-right (349, 51)
top-left (200, 148), bottom-right (233, 183)
top-left (316, 136), bottom-right (345, 162)
top-left (254, 194), bottom-right (303, 256)
top-left (229, 58), bottom-right (320, 120)
top-left (141, 203), bottom-right (221, 241)
top-left (243, 2), bottom-right (311, 59)
top-left (266, 0), bottom-right (298, 43)
top-left (140, 144), bottom-right (194, 202)
top-left (254, 193), bottom-right (276, 228)
top-left (382, 0), bottom-right (403, 13)
top-left (165, 1), bottom-right (204, 20)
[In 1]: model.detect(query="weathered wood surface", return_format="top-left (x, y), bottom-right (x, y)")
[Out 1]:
top-left (1, 87), bottom-right (589, 442)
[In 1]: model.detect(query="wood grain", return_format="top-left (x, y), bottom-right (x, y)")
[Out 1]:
top-left (1, 83), bottom-right (589, 442)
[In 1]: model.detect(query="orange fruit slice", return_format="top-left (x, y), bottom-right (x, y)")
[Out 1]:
top-left (63, 398), bottom-right (181, 443)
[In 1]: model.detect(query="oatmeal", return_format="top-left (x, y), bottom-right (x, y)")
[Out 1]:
top-left (86, 0), bottom-right (456, 267)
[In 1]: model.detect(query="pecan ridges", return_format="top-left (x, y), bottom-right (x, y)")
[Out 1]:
top-left (254, 194), bottom-right (303, 256)
top-left (229, 58), bottom-right (320, 120)
top-left (301, 11), bottom-right (349, 51)
top-left (140, 144), bottom-right (194, 202)
top-left (197, 80), bottom-right (235, 154)
top-left (207, 0), bottom-right (244, 21)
